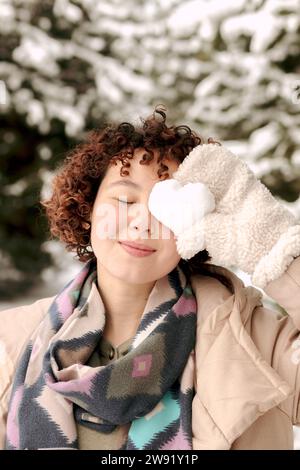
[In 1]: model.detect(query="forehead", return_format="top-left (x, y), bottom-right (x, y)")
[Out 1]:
top-left (103, 148), bottom-right (180, 187)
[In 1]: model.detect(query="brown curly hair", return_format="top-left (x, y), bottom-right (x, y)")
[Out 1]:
top-left (40, 104), bottom-right (231, 285)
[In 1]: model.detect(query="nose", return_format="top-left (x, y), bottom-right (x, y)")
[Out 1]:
top-left (128, 209), bottom-right (152, 237)
top-left (127, 199), bottom-right (162, 239)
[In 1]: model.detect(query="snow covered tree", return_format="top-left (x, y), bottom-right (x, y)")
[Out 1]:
top-left (166, 0), bottom-right (300, 202)
top-left (0, 0), bottom-right (299, 298)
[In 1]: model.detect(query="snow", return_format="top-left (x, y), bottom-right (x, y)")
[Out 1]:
top-left (54, 0), bottom-right (83, 23)
top-left (26, 99), bottom-right (45, 127)
top-left (47, 101), bottom-right (85, 136)
top-left (167, 0), bottom-right (247, 37)
top-left (12, 25), bottom-right (63, 76)
top-left (0, 2), bottom-right (15, 22)
top-left (291, 150), bottom-right (300, 167)
top-left (0, 80), bottom-right (7, 105)
top-left (2, 179), bottom-right (28, 196)
top-left (248, 123), bottom-right (282, 159)
top-left (221, 12), bottom-right (284, 53)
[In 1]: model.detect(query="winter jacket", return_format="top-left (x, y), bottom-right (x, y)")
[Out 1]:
top-left (1, 257), bottom-right (300, 450)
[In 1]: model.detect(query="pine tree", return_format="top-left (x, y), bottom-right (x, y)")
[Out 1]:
top-left (0, 0), bottom-right (299, 299)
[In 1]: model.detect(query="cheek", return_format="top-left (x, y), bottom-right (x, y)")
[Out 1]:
top-left (160, 237), bottom-right (181, 262)
top-left (150, 239), bottom-right (181, 279)
top-left (90, 224), bottom-right (117, 264)
top-left (91, 198), bottom-right (119, 242)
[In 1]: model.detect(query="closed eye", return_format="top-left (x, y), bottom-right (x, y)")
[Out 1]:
top-left (115, 198), bottom-right (134, 205)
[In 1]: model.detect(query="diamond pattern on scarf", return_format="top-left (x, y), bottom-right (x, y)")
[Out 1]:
top-left (132, 354), bottom-right (152, 378)
top-left (106, 332), bottom-right (166, 399)
top-left (5, 258), bottom-right (197, 450)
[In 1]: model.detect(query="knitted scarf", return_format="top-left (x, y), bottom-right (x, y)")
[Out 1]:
top-left (5, 258), bottom-right (197, 450)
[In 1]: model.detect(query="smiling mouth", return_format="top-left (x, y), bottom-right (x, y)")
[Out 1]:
top-left (118, 241), bottom-right (156, 252)
top-left (118, 241), bottom-right (157, 257)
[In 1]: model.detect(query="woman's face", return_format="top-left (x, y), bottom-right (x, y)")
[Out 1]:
top-left (90, 147), bottom-right (181, 284)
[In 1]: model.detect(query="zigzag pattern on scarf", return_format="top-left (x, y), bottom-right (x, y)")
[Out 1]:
top-left (5, 258), bottom-right (197, 450)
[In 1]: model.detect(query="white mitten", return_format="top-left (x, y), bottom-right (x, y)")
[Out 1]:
top-left (148, 178), bottom-right (216, 256)
top-left (148, 143), bottom-right (300, 289)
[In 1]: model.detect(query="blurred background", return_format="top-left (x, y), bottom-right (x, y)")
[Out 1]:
top-left (0, 0), bottom-right (300, 297)
top-left (0, 0), bottom-right (300, 447)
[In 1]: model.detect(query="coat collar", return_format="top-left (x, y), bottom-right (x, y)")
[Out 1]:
top-left (190, 263), bottom-right (294, 449)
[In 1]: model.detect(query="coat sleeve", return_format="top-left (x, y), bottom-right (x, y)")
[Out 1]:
top-left (249, 255), bottom-right (300, 426)
top-left (0, 297), bottom-right (55, 449)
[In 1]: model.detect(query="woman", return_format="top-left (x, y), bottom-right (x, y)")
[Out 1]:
top-left (1, 104), bottom-right (300, 450)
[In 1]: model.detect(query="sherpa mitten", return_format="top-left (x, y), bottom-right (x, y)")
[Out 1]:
top-left (148, 143), bottom-right (300, 289)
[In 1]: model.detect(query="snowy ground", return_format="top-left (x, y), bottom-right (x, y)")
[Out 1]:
top-left (1, 244), bottom-right (300, 449)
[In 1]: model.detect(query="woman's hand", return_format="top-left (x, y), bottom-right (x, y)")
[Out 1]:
top-left (148, 143), bottom-right (300, 289)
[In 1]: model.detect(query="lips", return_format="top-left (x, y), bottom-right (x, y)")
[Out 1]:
top-left (118, 241), bottom-right (156, 252)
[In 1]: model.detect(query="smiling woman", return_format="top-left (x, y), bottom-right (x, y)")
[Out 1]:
top-left (40, 104), bottom-right (220, 281)
top-left (0, 104), bottom-right (231, 451)
top-left (2, 104), bottom-right (300, 451)
top-left (40, 105), bottom-right (212, 261)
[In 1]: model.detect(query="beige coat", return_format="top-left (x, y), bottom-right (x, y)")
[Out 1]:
top-left (1, 257), bottom-right (300, 450)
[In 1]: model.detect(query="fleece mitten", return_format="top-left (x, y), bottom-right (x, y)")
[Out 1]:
top-left (148, 143), bottom-right (300, 289)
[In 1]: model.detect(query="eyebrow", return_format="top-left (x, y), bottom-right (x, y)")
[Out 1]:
top-left (108, 180), bottom-right (142, 190)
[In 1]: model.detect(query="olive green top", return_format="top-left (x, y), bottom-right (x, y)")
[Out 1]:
top-left (77, 336), bottom-right (133, 450)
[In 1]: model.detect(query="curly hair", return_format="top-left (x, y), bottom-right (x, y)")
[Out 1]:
top-left (40, 104), bottom-right (228, 283)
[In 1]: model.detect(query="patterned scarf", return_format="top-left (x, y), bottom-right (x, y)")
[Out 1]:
top-left (5, 258), bottom-right (197, 450)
